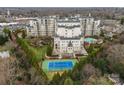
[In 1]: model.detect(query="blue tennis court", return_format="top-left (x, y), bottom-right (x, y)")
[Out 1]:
top-left (48, 61), bottom-right (73, 71)
top-left (42, 59), bottom-right (77, 79)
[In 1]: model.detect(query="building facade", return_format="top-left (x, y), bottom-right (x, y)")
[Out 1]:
top-left (80, 14), bottom-right (101, 37)
top-left (53, 18), bottom-right (88, 57)
top-left (40, 16), bottom-right (56, 36)
top-left (21, 16), bottom-right (56, 37)
top-left (0, 22), bottom-right (28, 35)
top-left (20, 14), bottom-right (101, 37)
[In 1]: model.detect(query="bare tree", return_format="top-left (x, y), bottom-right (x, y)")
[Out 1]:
top-left (82, 64), bottom-right (96, 79)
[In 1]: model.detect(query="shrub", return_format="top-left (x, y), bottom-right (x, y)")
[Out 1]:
top-left (0, 35), bottom-right (8, 45)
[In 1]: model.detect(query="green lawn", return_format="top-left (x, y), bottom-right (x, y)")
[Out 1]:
top-left (17, 38), bottom-right (48, 64)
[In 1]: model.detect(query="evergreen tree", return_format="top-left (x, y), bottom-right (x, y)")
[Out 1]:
top-left (95, 59), bottom-right (109, 74)
top-left (50, 73), bottom-right (61, 85)
top-left (3, 27), bottom-right (11, 37)
top-left (64, 77), bottom-right (73, 85)
top-left (0, 35), bottom-right (8, 45)
top-left (113, 63), bottom-right (124, 79)
top-left (60, 71), bottom-right (68, 84)
top-left (120, 17), bottom-right (124, 25)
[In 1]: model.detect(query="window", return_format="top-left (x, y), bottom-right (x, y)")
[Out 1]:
top-left (55, 44), bottom-right (57, 49)
top-left (62, 44), bottom-right (65, 46)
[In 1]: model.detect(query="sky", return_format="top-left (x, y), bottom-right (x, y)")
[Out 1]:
top-left (0, 0), bottom-right (124, 7)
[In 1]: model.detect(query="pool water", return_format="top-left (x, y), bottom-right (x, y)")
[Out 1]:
top-left (84, 38), bottom-right (97, 43)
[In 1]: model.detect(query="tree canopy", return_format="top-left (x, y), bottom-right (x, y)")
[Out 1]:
top-left (0, 35), bottom-right (8, 45)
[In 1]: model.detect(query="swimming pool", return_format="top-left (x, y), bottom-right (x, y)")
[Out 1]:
top-left (84, 38), bottom-right (97, 44)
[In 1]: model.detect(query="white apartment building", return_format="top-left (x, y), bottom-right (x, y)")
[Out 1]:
top-left (26, 19), bottom-right (39, 37)
top-left (53, 18), bottom-right (88, 57)
top-left (0, 22), bottom-right (27, 35)
top-left (80, 14), bottom-right (101, 37)
top-left (15, 14), bottom-right (101, 38)
top-left (40, 16), bottom-right (56, 36)
top-left (22, 16), bottom-right (56, 37)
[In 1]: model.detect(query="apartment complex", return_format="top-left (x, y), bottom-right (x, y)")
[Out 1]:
top-left (53, 17), bottom-right (88, 57)
top-left (0, 14), bottom-right (101, 38)
top-left (0, 10), bottom-right (101, 37)
top-left (21, 14), bottom-right (101, 37)
top-left (0, 14), bottom-right (101, 57)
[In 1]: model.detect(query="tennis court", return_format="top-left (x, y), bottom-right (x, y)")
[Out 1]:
top-left (48, 61), bottom-right (73, 71)
top-left (42, 59), bottom-right (77, 80)
top-left (42, 59), bottom-right (77, 72)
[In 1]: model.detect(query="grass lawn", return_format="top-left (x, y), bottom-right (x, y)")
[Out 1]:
top-left (42, 59), bottom-right (78, 80)
top-left (17, 38), bottom-right (48, 64)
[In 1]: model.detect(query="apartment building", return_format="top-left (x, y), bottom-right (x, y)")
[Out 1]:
top-left (6, 14), bottom-right (101, 38)
top-left (80, 14), bottom-right (101, 37)
top-left (0, 22), bottom-right (27, 35)
top-left (40, 16), bottom-right (56, 36)
top-left (53, 18), bottom-right (88, 57)
top-left (21, 16), bottom-right (56, 37)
